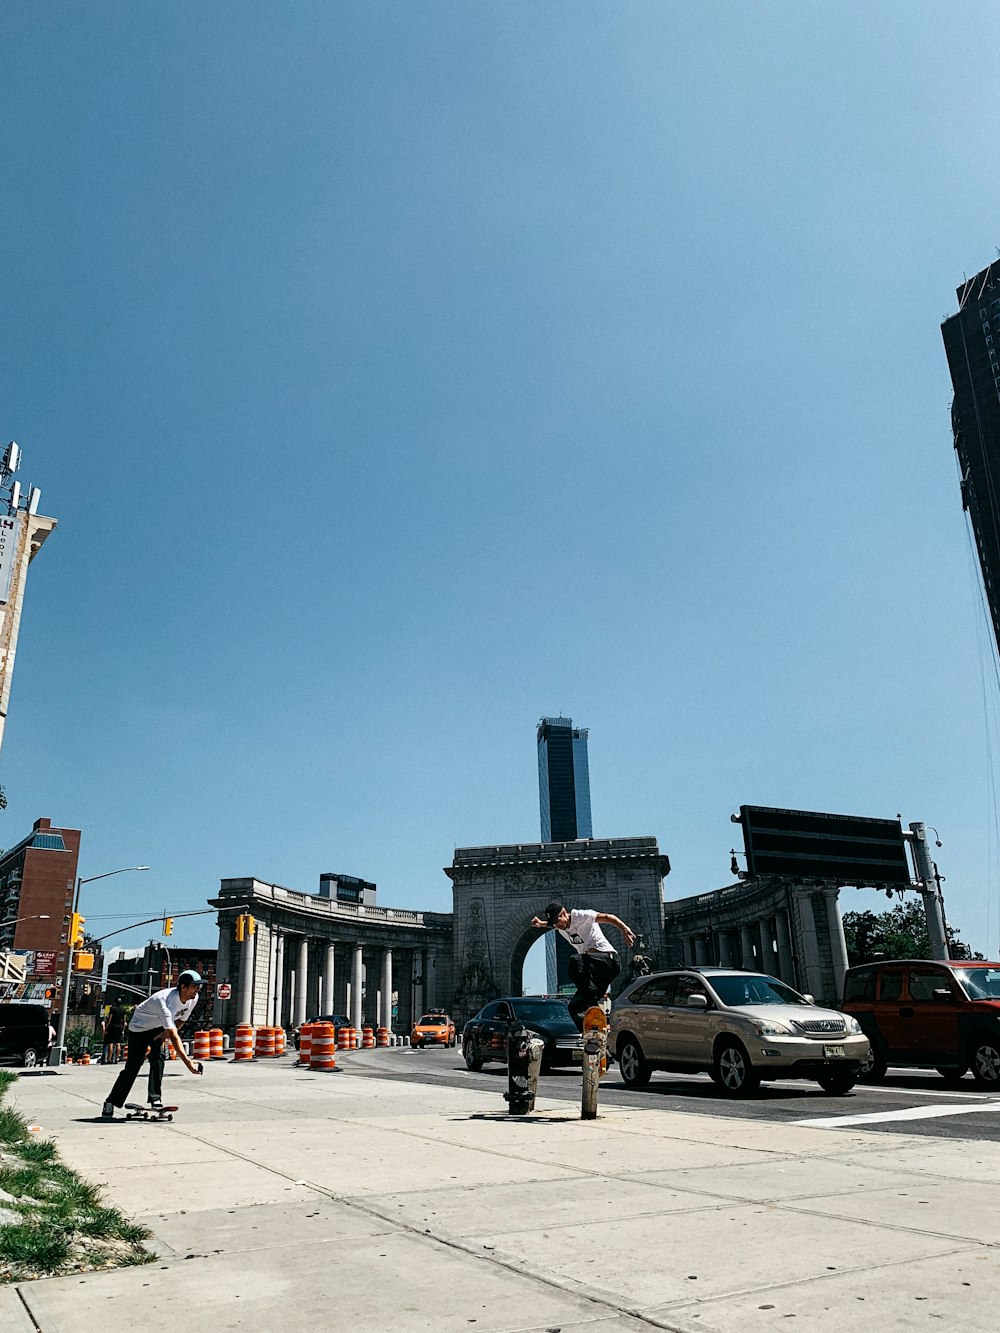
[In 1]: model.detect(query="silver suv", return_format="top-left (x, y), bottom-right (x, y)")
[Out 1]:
top-left (610, 968), bottom-right (870, 1097)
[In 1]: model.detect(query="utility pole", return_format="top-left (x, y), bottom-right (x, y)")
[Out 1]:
top-left (907, 823), bottom-right (949, 960)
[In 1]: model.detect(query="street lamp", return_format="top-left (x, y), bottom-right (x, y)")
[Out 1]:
top-left (48, 866), bottom-right (149, 1067)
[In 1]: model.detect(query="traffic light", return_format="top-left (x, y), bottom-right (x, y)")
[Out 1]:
top-left (246, 914), bottom-right (256, 937)
top-left (235, 914), bottom-right (245, 942)
top-left (69, 913), bottom-right (85, 947)
top-left (163, 917), bottom-right (173, 937)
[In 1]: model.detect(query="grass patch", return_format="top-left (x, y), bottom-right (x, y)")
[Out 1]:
top-left (0, 1075), bottom-right (152, 1282)
top-left (0, 1071), bottom-right (16, 1102)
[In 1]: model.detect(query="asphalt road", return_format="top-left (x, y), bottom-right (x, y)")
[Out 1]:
top-left (340, 1044), bottom-right (1000, 1141)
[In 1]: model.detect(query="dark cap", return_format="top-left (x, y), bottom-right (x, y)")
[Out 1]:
top-left (178, 970), bottom-right (203, 987)
top-left (544, 901), bottom-right (565, 927)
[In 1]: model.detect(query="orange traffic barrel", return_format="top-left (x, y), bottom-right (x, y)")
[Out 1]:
top-left (234, 1024), bottom-right (255, 1061)
top-left (255, 1026), bottom-right (276, 1059)
top-left (193, 1030), bottom-right (210, 1061)
top-left (166, 1042), bottom-right (177, 1061)
top-left (352, 1027), bottom-right (361, 1049)
top-left (310, 1022), bottom-right (337, 1072)
top-left (376, 1026), bottom-right (389, 1048)
top-left (298, 1022), bottom-right (314, 1066)
top-left (276, 1027), bottom-right (286, 1056)
top-left (362, 1026), bottom-right (375, 1049)
top-left (80, 1052), bottom-right (91, 1065)
top-left (336, 1026), bottom-right (351, 1052)
top-left (210, 1028), bottom-right (225, 1060)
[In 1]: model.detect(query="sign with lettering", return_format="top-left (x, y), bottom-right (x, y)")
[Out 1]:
top-left (33, 951), bottom-right (58, 977)
top-left (216, 982), bottom-right (232, 1000)
top-left (0, 515), bottom-right (22, 605)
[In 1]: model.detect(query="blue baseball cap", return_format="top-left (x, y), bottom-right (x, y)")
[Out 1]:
top-left (178, 970), bottom-right (203, 986)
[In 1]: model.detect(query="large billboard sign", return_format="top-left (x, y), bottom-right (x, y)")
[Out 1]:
top-left (0, 514), bottom-right (22, 604)
top-left (738, 805), bottom-right (911, 886)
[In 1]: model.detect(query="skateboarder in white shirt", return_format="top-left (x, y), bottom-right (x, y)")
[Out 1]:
top-left (530, 902), bottom-right (635, 1031)
top-left (102, 971), bottom-right (204, 1118)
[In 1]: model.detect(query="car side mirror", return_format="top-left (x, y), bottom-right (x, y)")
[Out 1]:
top-left (932, 988), bottom-right (954, 1002)
top-left (686, 994), bottom-right (708, 1009)
top-left (802, 994), bottom-right (815, 1005)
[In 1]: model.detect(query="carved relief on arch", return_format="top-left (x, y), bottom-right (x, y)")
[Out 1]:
top-left (453, 897), bottom-right (496, 1017)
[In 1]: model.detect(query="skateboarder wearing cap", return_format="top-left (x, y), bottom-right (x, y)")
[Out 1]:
top-left (102, 970), bottom-right (204, 1119)
top-left (530, 903), bottom-right (635, 1032)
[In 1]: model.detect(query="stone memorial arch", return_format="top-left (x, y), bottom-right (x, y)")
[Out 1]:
top-left (446, 837), bottom-right (670, 1025)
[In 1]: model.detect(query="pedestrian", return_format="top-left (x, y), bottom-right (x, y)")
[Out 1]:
top-left (102, 998), bottom-right (126, 1066)
top-left (101, 971), bottom-right (205, 1118)
top-left (530, 902), bottom-right (635, 1031)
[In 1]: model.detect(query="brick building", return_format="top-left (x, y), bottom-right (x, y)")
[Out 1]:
top-left (0, 818), bottom-right (81, 997)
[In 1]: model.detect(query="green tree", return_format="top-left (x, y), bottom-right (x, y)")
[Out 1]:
top-left (842, 900), bottom-right (982, 965)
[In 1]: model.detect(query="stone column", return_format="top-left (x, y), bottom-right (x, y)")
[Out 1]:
top-left (380, 949), bottom-right (393, 1031)
top-left (758, 918), bottom-right (774, 975)
top-left (295, 938), bottom-right (308, 1028)
top-left (424, 949), bottom-right (434, 1009)
top-left (411, 950), bottom-right (424, 1019)
top-left (323, 944), bottom-right (336, 1014)
top-left (824, 888), bottom-right (849, 1004)
top-left (237, 932), bottom-right (254, 1026)
top-left (794, 891), bottom-right (824, 1000)
top-left (273, 934), bottom-right (285, 1027)
top-left (351, 944), bottom-right (364, 1031)
top-left (739, 924), bottom-right (756, 971)
top-left (774, 911), bottom-right (794, 985)
top-left (694, 935), bottom-right (709, 966)
top-left (717, 929), bottom-right (734, 967)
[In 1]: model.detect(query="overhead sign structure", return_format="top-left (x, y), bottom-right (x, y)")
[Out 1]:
top-left (737, 805), bottom-right (911, 886)
top-left (0, 514), bottom-right (22, 604)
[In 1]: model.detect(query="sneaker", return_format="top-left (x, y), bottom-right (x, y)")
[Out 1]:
top-left (148, 1098), bottom-right (163, 1110)
top-left (101, 1101), bottom-right (116, 1120)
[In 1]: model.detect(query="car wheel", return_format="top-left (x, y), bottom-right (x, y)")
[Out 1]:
top-left (936, 1065), bottom-right (968, 1083)
top-left (817, 1071), bottom-right (857, 1095)
top-left (617, 1036), bottom-right (651, 1089)
top-left (464, 1037), bottom-right (484, 1072)
top-left (970, 1036), bottom-right (1000, 1090)
top-left (857, 1046), bottom-right (887, 1083)
top-left (713, 1039), bottom-right (760, 1097)
top-left (21, 1048), bottom-right (38, 1069)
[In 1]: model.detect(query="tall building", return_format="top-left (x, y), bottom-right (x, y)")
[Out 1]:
top-left (942, 262), bottom-right (1000, 656)
top-left (0, 817), bottom-right (81, 1002)
top-left (537, 716), bottom-right (593, 842)
top-left (536, 716), bottom-right (593, 992)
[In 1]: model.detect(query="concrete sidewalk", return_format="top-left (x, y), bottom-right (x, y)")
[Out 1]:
top-left (2, 1056), bottom-right (1000, 1331)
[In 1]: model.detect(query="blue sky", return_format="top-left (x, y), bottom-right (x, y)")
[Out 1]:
top-left (3, 4), bottom-right (1000, 988)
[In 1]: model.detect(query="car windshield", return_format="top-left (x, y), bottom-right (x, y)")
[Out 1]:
top-left (956, 968), bottom-right (1000, 1000)
top-left (710, 974), bottom-right (807, 1007)
top-left (418, 1015), bottom-right (445, 1024)
top-left (513, 999), bottom-right (571, 1021)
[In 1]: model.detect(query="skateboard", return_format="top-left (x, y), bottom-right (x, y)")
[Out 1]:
top-left (581, 1005), bottom-right (608, 1121)
top-left (124, 1103), bottom-right (178, 1123)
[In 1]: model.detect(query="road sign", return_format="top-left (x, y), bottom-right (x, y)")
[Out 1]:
top-left (216, 983), bottom-right (232, 1000)
top-left (738, 805), bottom-right (911, 886)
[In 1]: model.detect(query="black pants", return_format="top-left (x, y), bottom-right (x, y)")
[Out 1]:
top-left (567, 952), bottom-right (620, 1031)
top-left (107, 1028), bottom-right (166, 1107)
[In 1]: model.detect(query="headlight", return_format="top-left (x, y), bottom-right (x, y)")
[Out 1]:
top-left (846, 1017), bottom-right (863, 1035)
top-left (751, 1019), bottom-right (792, 1036)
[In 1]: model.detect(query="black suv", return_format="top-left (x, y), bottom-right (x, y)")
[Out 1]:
top-left (0, 1003), bottom-right (51, 1067)
top-left (292, 1013), bottom-right (352, 1050)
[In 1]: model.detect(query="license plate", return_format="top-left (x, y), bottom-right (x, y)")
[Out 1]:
top-left (823, 1045), bottom-right (845, 1058)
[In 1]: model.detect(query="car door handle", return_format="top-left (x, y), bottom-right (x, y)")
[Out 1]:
top-left (898, 1007), bottom-right (914, 1018)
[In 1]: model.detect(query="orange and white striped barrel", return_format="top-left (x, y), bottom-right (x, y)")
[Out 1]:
top-left (352, 1027), bottom-right (362, 1049)
top-left (166, 1041), bottom-right (177, 1061)
top-left (80, 1052), bottom-right (91, 1065)
top-left (362, 1026), bottom-right (375, 1049)
top-left (276, 1027), bottom-right (286, 1056)
top-left (376, 1026), bottom-right (389, 1048)
top-left (310, 1022), bottom-right (337, 1072)
top-left (336, 1026), bottom-right (351, 1052)
top-left (210, 1028), bottom-right (225, 1060)
top-left (298, 1023), bottom-right (314, 1066)
top-left (234, 1024), bottom-right (255, 1061)
top-left (193, 1030), bottom-right (210, 1062)
top-left (255, 1026), bottom-right (276, 1059)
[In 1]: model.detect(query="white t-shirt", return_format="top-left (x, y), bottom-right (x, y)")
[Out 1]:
top-left (128, 987), bottom-right (197, 1034)
top-left (557, 909), bottom-right (616, 956)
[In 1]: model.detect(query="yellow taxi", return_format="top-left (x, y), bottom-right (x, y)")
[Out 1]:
top-left (411, 1011), bottom-right (456, 1048)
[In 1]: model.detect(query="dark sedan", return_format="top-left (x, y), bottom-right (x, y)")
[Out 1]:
top-left (292, 1013), bottom-right (352, 1050)
top-left (462, 996), bottom-right (582, 1072)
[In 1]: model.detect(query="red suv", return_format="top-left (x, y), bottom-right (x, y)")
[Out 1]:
top-left (842, 960), bottom-right (1000, 1088)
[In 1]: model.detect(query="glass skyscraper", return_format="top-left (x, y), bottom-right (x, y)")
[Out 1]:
top-left (536, 716), bottom-right (593, 991)
top-left (942, 260), bottom-right (1000, 658)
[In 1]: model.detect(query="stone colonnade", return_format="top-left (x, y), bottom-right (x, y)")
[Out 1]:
top-left (665, 883), bottom-right (850, 1007)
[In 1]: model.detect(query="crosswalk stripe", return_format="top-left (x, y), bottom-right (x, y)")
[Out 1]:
top-left (795, 1102), bottom-right (1000, 1128)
